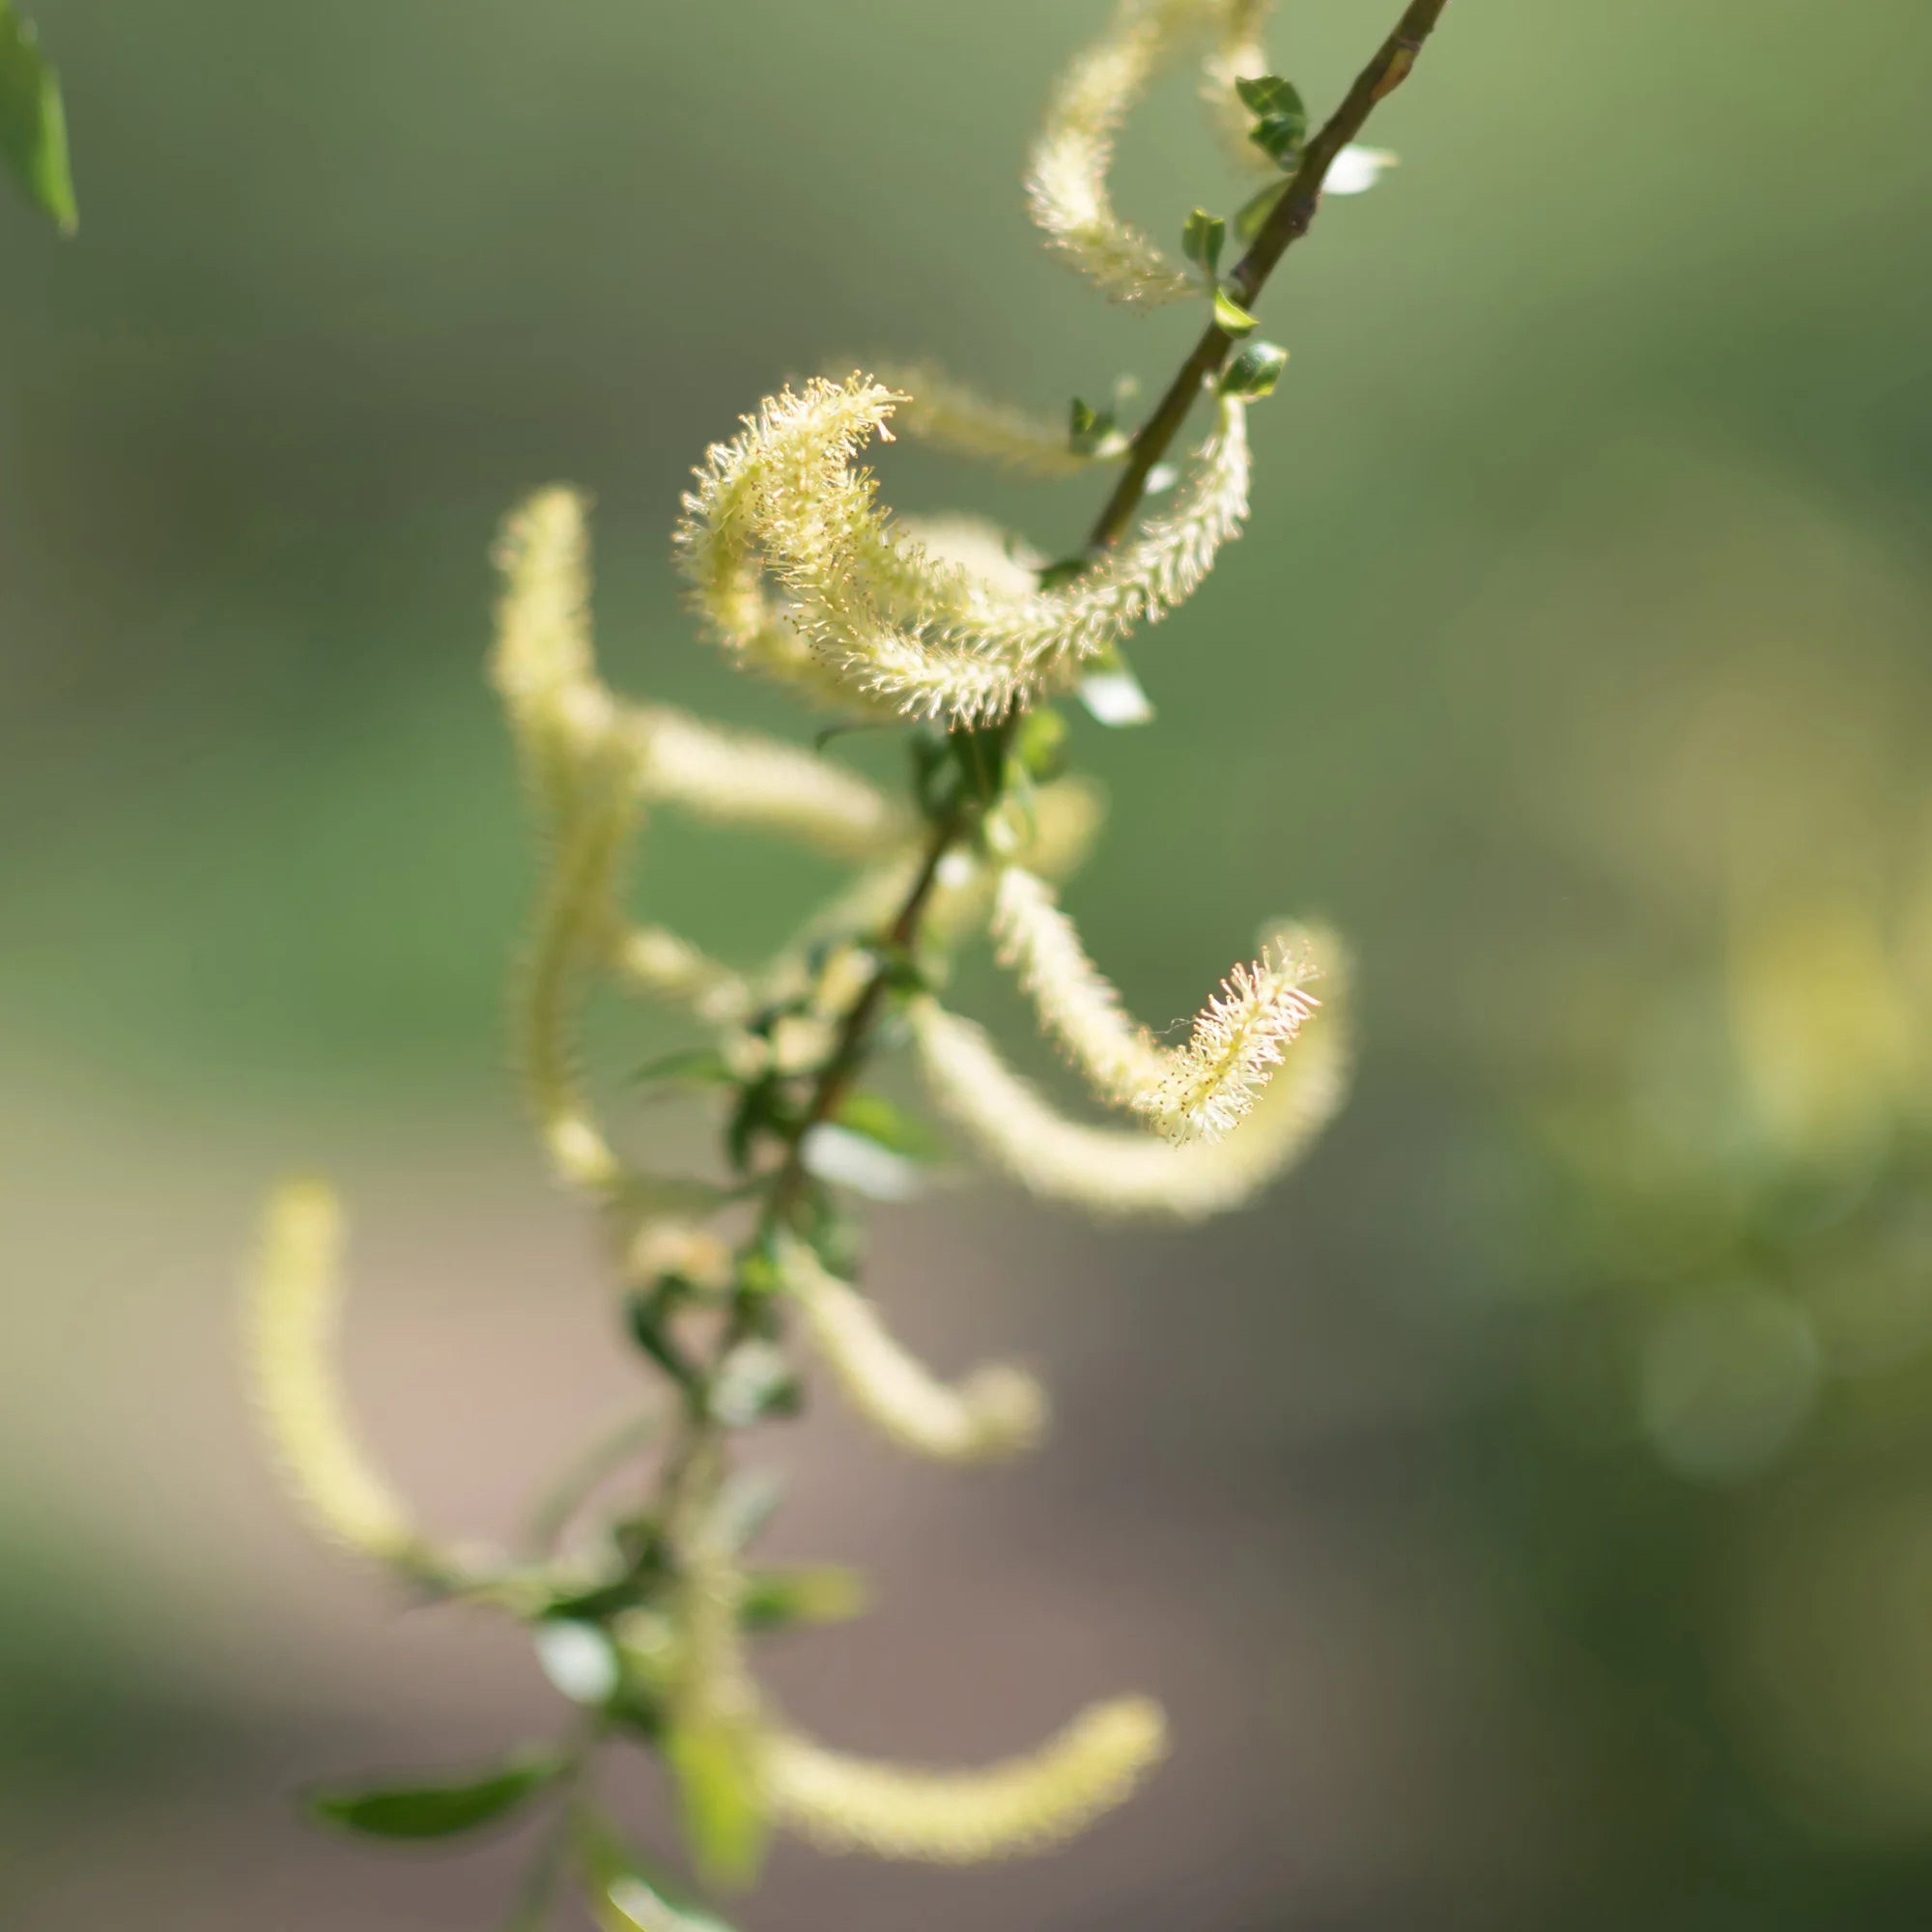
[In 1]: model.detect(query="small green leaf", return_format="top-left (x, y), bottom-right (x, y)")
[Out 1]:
top-left (740, 1563), bottom-right (870, 1631)
top-left (1233, 177), bottom-right (1289, 244)
top-left (1013, 705), bottom-right (1069, 781)
top-left (1067, 396), bottom-right (1120, 458)
top-left (1212, 286), bottom-right (1260, 337)
top-left (833, 1090), bottom-right (945, 1162)
top-left (1235, 72), bottom-right (1307, 168)
top-left (626, 1289), bottom-right (702, 1392)
top-left (707, 1337), bottom-right (803, 1428)
top-left (1078, 651), bottom-right (1155, 728)
top-left (578, 1818), bottom-right (738, 1932)
top-left (1179, 207), bottom-right (1224, 277)
top-left (1219, 340), bottom-right (1290, 399)
top-left (707, 1465), bottom-right (786, 1553)
top-left (0, 3), bottom-right (75, 234)
top-left (1036, 554), bottom-right (1089, 592)
top-left (533, 1620), bottom-right (622, 1706)
top-left (630, 1047), bottom-right (736, 1091)
top-left (666, 1718), bottom-right (769, 1891)
top-left (308, 1749), bottom-right (565, 1840)
top-left (799, 1121), bottom-right (924, 1201)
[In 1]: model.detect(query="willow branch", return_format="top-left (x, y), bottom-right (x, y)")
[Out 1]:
top-left (1088, 0), bottom-right (1452, 551)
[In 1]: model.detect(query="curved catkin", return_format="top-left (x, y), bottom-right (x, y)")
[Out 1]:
top-left (491, 486), bottom-right (615, 817)
top-left (865, 360), bottom-right (1106, 476)
top-left (780, 1239), bottom-right (1046, 1464)
top-left (244, 1181), bottom-right (423, 1567)
top-left (625, 702), bottom-right (909, 860)
top-left (991, 865), bottom-right (1319, 1142)
top-left (519, 774), bottom-right (637, 1196)
top-left (1024, 0), bottom-right (1205, 308)
top-left (763, 1696), bottom-right (1169, 1862)
top-left (910, 937), bottom-right (1350, 1220)
top-left (675, 374), bottom-right (1250, 724)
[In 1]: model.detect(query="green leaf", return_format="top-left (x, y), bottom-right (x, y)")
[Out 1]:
top-left (1219, 340), bottom-right (1290, 399)
top-left (578, 1818), bottom-right (738, 1932)
top-left (740, 1563), bottom-right (869, 1631)
top-left (1212, 286), bottom-right (1260, 337)
top-left (1078, 651), bottom-right (1155, 728)
top-left (630, 1046), bottom-right (736, 1092)
top-left (533, 1620), bottom-right (622, 1706)
top-left (1066, 396), bottom-right (1120, 458)
top-left (626, 1289), bottom-right (702, 1392)
top-left (800, 1121), bottom-right (924, 1200)
top-left (666, 1718), bottom-right (768, 1891)
top-left (1235, 72), bottom-right (1307, 168)
top-left (1036, 554), bottom-right (1089, 592)
top-left (1233, 177), bottom-right (1289, 244)
top-left (707, 1337), bottom-right (803, 1428)
top-left (0, 3), bottom-right (74, 234)
top-left (308, 1748), bottom-right (565, 1840)
top-left (706, 1464), bottom-right (786, 1553)
top-left (1179, 207), bottom-right (1224, 278)
top-left (833, 1090), bottom-right (945, 1162)
top-left (1013, 705), bottom-right (1069, 781)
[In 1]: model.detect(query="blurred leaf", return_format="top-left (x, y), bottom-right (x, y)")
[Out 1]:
top-left (740, 1563), bottom-right (869, 1631)
top-left (533, 1620), bottom-right (622, 1706)
top-left (579, 1817), bottom-right (736, 1932)
top-left (1067, 396), bottom-right (1120, 458)
top-left (800, 1120), bottom-right (924, 1200)
top-left (1180, 207), bottom-right (1224, 277)
top-left (1233, 177), bottom-right (1288, 243)
top-left (707, 1337), bottom-right (803, 1427)
top-left (1220, 341), bottom-right (1290, 399)
top-left (1079, 652), bottom-right (1155, 727)
top-left (625, 1289), bottom-right (702, 1392)
top-left (1236, 72), bottom-right (1306, 167)
top-left (631, 1046), bottom-right (737, 1092)
top-left (1212, 286), bottom-right (1260, 337)
top-left (0, 2), bottom-right (74, 233)
top-left (833, 1090), bottom-right (945, 1162)
top-left (707, 1465), bottom-right (785, 1553)
top-left (308, 1749), bottom-right (565, 1839)
top-left (1013, 705), bottom-right (1069, 782)
top-left (666, 1718), bottom-right (768, 1891)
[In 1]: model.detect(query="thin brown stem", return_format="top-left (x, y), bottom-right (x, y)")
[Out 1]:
top-left (1088, 0), bottom-right (1453, 552)
top-left (666, 0), bottom-right (1454, 1570)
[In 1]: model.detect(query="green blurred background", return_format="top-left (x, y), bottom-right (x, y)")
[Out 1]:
top-left (9, 1), bottom-right (1932, 1924)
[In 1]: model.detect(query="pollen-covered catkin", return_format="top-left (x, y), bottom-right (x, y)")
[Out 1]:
top-left (780, 1237), bottom-right (1047, 1464)
top-left (244, 1181), bottom-right (424, 1568)
top-left (762, 1696), bottom-right (1169, 1862)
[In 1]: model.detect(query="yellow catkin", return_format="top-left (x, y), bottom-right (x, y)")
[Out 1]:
top-left (674, 376), bottom-right (1250, 724)
top-left (519, 772), bottom-right (636, 1196)
top-left (865, 360), bottom-right (1107, 476)
top-left (911, 928), bottom-right (1350, 1220)
top-left (763, 1696), bottom-right (1168, 1863)
top-left (1025, 0), bottom-right (1207, 307)
top-left (623, 702), bottom-right (907, 860)
top-left (780, 1239), bottom-right (1046, 1464)
top-left (992, 867), bottom-right (1319, 1142)
top-left (243, 1180), bottom-right (422, 1567)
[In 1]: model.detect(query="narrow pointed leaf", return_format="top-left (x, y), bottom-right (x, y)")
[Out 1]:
top-left (666, 1719), bottom-right (769, 1891)
top-left (308, 1748), bottom-right (566, 1839)
top-left (0, 2), bottom-right (74, 232)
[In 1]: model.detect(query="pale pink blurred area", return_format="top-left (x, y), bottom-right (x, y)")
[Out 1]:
top-left (0, 1050), bottom-right (1563, 1929)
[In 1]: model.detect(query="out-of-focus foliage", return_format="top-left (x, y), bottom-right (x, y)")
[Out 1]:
top-left (0, 0), bottom-right (74, 232)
